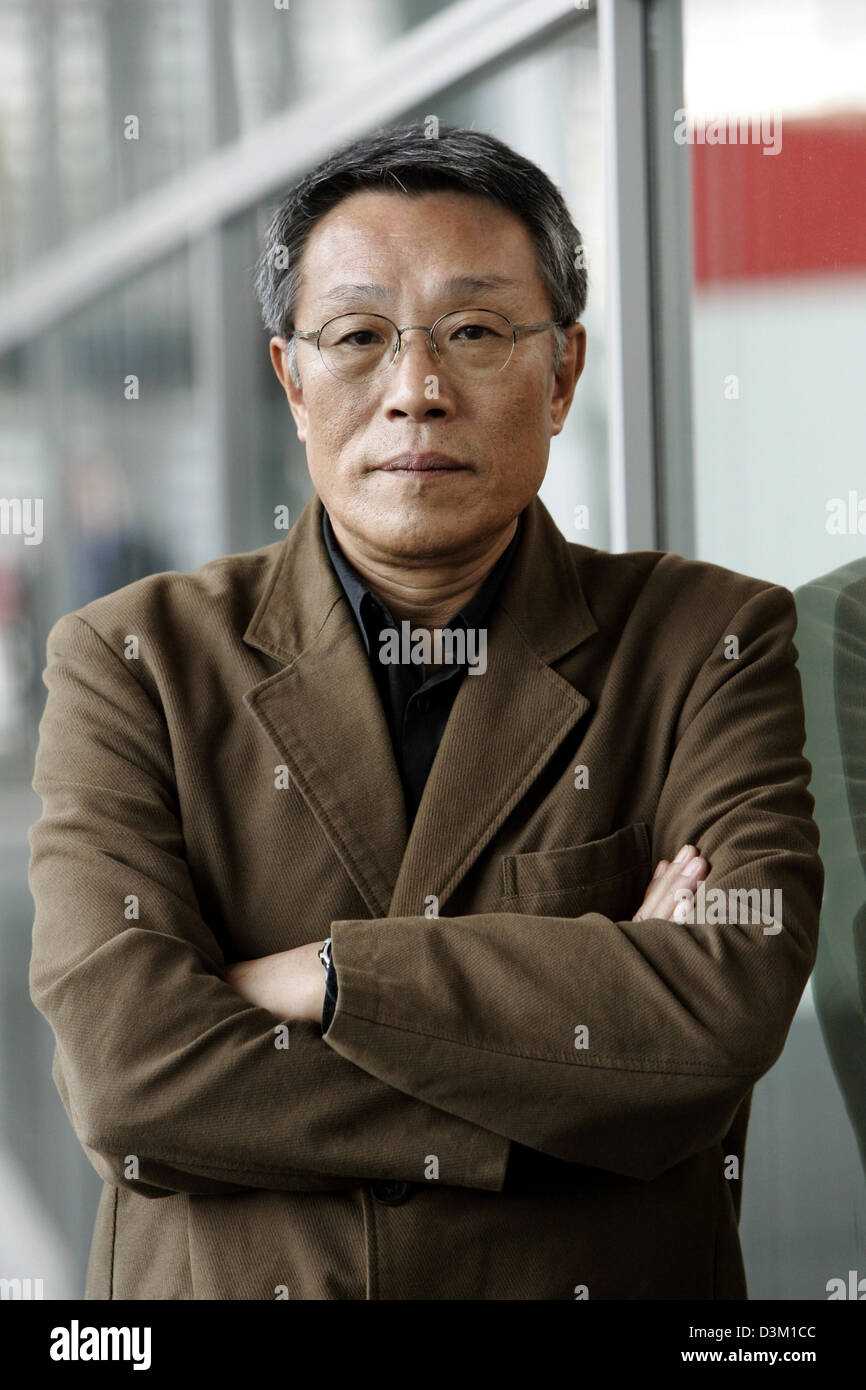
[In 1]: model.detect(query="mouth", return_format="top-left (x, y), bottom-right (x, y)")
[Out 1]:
top-left (376, 453), bottom-right (471, 474)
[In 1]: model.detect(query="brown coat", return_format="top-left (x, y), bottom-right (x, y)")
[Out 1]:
top-left (28, 491), bottom-right (823, 1300)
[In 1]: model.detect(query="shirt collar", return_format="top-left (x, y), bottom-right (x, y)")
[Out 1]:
top-left (321, 503), bottom-right (525, 658)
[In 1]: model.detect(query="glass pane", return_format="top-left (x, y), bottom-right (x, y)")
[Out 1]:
top-left (682, 0), bottom-right (866, 591)
top-left (650, 0), bottom-right (866, 1304)
top-left (0, 0), bottom-right (457, 284)
top-left (229, 0), bottom-right (450, 132)
top-left (0, 248), bottom-right (216, 779)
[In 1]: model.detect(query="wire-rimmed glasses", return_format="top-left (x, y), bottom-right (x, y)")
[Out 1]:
top-left (290, 308), bottom-right (567, 383)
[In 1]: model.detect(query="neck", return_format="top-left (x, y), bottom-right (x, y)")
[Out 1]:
top-left (329, 515), bottom-right (519, 630)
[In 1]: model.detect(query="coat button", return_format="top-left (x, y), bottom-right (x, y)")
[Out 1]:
top-left (370, 1179), bottom-right (412, 1205)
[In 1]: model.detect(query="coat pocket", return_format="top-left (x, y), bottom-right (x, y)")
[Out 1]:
top-left (499, 822), bottom-right (652, 922)
top-left (187, 1189), bottom-right (368, 1300)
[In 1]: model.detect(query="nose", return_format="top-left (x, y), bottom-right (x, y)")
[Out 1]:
top-left (381, 326), bottom-right (451, 419)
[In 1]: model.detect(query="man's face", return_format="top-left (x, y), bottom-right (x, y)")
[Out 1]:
top-left (269, 188), bottom-right (586, 562)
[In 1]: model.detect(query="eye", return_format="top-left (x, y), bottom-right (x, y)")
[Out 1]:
top-left (336, 329), bottom-right (384, 347)
top-left (451, 322), bottom-right (498, 341)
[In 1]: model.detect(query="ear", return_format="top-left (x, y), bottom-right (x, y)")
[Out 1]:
top-left (549, 323), bottom-right (587, 436)
top-left (269, 336), bottom-right (308, 443)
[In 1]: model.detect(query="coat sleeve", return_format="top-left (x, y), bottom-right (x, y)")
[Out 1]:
top-left (28, 612), bottom-right (510, 1199)
top-left (323, 583), bottom-right (824, 1182)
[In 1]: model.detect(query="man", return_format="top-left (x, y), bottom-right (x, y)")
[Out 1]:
top-left (29, 125), bottom-right (823, 1300)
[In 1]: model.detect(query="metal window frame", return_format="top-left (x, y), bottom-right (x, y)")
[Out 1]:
top-left (645, 0), bottom-right (695, 557)
top-left (599, 0), bottom-right (657, 551)
top-left (0, 0), bottom-right (666, 554)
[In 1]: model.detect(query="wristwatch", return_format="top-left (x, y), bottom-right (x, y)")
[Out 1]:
top-left (319, 938), bottom-right (338, 1033)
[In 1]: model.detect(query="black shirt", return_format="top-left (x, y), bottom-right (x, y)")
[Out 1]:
top-left (319, 504), bottom-right (525, 1031)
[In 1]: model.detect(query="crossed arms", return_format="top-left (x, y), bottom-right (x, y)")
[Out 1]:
top-left (223, 845), bottom-right (713, 1024)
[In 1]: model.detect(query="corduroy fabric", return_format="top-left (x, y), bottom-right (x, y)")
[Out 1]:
top-left (28, 490), bottom-right (823, 1299)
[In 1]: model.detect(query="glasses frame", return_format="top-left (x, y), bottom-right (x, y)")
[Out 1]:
top-left (289, 307), bottom-right (569, 381)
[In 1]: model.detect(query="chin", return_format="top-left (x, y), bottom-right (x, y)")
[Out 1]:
top-left (385, 507), bottom-right (497, 557)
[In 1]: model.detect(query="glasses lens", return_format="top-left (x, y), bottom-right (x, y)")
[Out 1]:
top-left (433, 310), bottom-right (514, 375)
top-left (318, 314), bottom-right (396, 381)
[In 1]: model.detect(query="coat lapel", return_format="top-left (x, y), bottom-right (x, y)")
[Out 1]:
top-left (242, 490), bottom-right (597, 920)
top-left (241, 494), bottom-right (408, 919)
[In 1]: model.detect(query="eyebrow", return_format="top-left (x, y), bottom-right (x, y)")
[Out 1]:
top-left (318, 275), bottom-right (519, 309)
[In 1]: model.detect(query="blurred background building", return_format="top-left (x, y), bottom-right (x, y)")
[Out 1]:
top-left (0, 0), bottom-right (864, 1298)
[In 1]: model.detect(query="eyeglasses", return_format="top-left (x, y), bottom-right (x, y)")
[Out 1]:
top-left (290, 308), bottom-right (567, 383)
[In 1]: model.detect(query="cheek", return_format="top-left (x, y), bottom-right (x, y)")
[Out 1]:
top-left (303, 387), bottom-right (362, 451)
top-left (483, 379), bottom-right (551, 445)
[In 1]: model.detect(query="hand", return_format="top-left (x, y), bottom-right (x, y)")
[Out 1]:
top-left (631, 844), bottom-right (709, 922)
top-left (224, 942), bottom-right (326, 1023)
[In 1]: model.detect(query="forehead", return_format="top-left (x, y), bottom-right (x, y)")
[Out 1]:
top-left (296, 188), bottom-right (542, 306)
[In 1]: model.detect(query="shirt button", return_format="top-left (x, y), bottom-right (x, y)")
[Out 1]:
top-left (370, 1179), bottom-right (412, 1205)
top-left (414, 696), bottom-right (429, 714)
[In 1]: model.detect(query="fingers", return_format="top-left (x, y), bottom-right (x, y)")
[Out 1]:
top-left (631, 844), bottom-right (709, 922)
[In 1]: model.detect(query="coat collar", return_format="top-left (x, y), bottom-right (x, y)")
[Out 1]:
top-left (242, 490), bottom-right (597, 918)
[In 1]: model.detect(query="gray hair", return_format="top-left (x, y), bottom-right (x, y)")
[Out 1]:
top-left (255, 123), bottom-right (588, 386)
